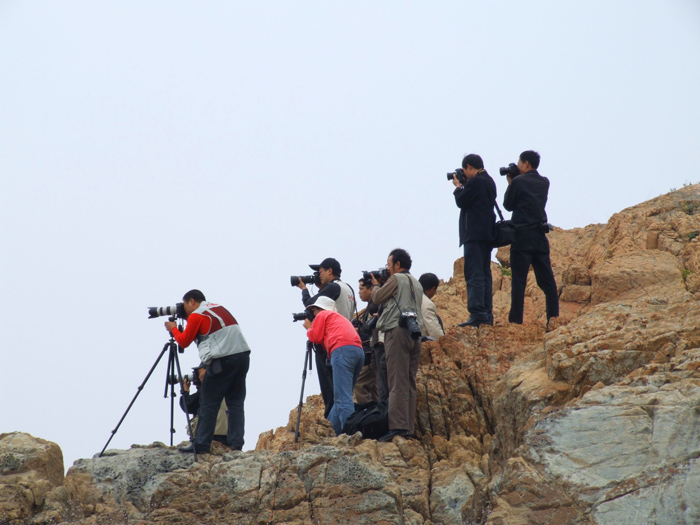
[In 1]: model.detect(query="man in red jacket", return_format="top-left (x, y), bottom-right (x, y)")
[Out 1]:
top-left (165, 289), bottom-right (251, 453)
top-left (303, 296), bottom-right (364, 435)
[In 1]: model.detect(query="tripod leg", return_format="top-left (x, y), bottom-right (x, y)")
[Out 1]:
top-left (99, 342), bottom-right (170, 457)
top-left (294, 343), bottom-right (313, 443)
top-left (171, 345), bottom-right (198, 462)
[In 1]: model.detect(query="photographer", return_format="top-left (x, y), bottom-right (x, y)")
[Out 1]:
top-left (371, 248), bottom-right (424, 442)
top-left (452, 153), bottom-right (497, 328)
top-left (503, 150), bottom-right (559, 327)
top-left (418, 273), bottom-right (445, 339)
top-left (352, 276), bottom-right (379, 404)
top-left (297, 258), bottom-right (357, 417)
top-left (179, 365), bottom-right (228, 446)
top-left (165, 290), bottom-right (251, 453)
top-left (303, 297), bottom-right (364, 435)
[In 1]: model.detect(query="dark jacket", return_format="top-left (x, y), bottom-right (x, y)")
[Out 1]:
top-left (503, 170), bottom-right (549, 229)
top-left (454, 170), bottom-right (497, 246)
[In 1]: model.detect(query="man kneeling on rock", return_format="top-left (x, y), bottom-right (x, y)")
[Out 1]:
top-left (165, 289), bottom-right (251, 453)
top-left (302, 296), bottom-right (365, 435)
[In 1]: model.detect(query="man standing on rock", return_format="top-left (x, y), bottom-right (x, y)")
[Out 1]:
top-left (371, 248), bottom-right (424, 442)
top-left (503, 150), bottom-right (559, 326)
top-left (452, 153), bottom-right (497, 327)
top-left (165, 289), bottom-right (251, 453)
top-left (296, 258), bottom-right (357, 418)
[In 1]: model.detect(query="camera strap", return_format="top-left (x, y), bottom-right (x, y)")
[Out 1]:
top-left (486, 184), bottom-right (506, 222)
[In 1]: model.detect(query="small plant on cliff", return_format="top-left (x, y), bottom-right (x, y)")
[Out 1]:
top-left (680, 201), bottom-right (700, 215)
top-left (682, 268), bottom-right (694, 282)
top-left (500, 266), bottom-right (511, 276)
top-left (689, 231), bottom-right (699, 241)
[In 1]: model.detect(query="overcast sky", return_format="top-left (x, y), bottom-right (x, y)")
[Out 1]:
top-left (2, 1), bottom-right (699, 471)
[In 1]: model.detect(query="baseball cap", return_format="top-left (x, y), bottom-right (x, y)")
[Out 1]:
top-left (309, 257), bottom-right (342, 276)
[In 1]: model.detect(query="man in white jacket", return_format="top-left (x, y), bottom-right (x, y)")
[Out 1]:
top-left (419, 273), bottom-right (445, 340)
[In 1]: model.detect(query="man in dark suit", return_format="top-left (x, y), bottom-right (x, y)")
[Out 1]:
top-left (503, 150), bottom-right (559, 326)
top-left (452, 153), bottom-right (497, 327)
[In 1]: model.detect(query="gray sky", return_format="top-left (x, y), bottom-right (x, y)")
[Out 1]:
top-left (2, 1), bottom-right (699, 470)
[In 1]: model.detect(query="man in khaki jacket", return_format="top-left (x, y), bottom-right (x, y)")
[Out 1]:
top-left (371, 248), bottom-right (423, 442)
top-left (419, 273), bottom-right (444, 340)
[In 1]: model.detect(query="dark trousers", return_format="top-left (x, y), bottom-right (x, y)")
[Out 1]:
top-left (509, 229), bottom-right (559, 323)
top-left (314, 347), bottom-right (334, 418)
top-left (195, 351), bottom-right (250, 451)
top-left (384, 327), bottom-right (421, 433)
top-left (373, 343), bottom-right (389, 405)
top-left (463, 240), bottom-right (494, 321)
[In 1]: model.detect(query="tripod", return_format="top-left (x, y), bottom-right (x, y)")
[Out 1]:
top-left (294, 340), bottom-right (314, 443)
top-left (99, 320), bottom-right (198, 461)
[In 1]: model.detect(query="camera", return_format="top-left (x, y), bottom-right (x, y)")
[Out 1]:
top-left (290, 272), bottom-right (320, 287)
top-left (166, 366), bottom-right (202, 388)
top-left (292, 311), bottom-right (313, 322)
top-left (362, 268), bottom-right (389, 282)
top-left (399, 311), bottom-right (422, 341)
top-left (499, 163), bottom-right (519, 178)
top-left (147, 303), bottom-right (186, 320)
top-left (447, 168), bottom-right (467, 185)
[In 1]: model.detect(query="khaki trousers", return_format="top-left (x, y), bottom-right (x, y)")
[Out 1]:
top-left (384, 326), bottom-right (421, 433)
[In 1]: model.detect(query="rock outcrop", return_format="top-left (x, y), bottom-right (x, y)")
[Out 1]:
top-left (2, 185), bottom-right (700, 524)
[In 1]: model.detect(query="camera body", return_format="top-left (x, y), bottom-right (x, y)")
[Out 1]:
top-left (290, 272), bottom-right (320, 287)
top-left (362, 268), bottom-right (389, 282)
top-left (399, 311), bottom-right (422, 340)
top-left (447, 168), bottom-right (467, 185)
top-left (292, 311), bottom-right (312, 323)
top-left (499, 163), bottom-right (519, 178)
top-left (147, 303), bottom-right (186, 320)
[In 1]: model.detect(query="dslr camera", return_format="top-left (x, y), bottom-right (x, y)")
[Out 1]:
top-left (499, 163), bottom-right (519, 178)
top-left (290, 271), bottom-right (320, 288)
top-left (362, 268), bottom-right (389, 282)
top-left (292, 311), bottom-right (313, 322)
top-left (399, 311), bottom-right (422, 341)
top-left (446, 168), bottom-right (467, 185)
top-left (147, 303), bottom-right (186, 320)
top-left (166, 367), bottom-right (201, 388)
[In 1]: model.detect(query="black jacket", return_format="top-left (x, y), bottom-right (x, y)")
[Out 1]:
top-left (454, 170), bottom-right (497, 246)
top-left (503, 170), bottom-right (549, 229)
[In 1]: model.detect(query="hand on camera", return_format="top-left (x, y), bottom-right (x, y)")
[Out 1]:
top-left (303, 318), bottom-right (313, 330)
top-left (165, 321), bottom-right (176, 332)
top-left (182, 378), bottom-right (191, 393)
top-left (452, 176), bottom-right (463, 188)
top-left (297, 277), bottom-right (307, 290)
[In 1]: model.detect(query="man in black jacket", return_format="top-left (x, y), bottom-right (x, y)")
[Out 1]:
top-left (503, 150), bottom-right (559, 326)
top-left (296, 257), bottom-right (357, 417)
top-left (453, 153), bottom-right (497, 327)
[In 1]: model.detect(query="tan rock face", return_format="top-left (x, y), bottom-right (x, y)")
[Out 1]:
top-left (0, 432), bottom-right (64, 523)
top-left (2, 185), bottom-right (700, 524)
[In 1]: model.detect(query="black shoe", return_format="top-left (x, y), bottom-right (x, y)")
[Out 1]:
top-left (458, 317), bottom-right (487, 328)
top-left (378, 429), bottom-right (410, 442)
top-left (178, 444), bottom-right (210, 454)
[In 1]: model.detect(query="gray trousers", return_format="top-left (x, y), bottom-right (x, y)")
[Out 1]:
top-left (384, 327), bottom-right (421, 433)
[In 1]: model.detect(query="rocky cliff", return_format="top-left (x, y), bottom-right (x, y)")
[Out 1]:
top-left (3, 186), bottom-right (700, 524)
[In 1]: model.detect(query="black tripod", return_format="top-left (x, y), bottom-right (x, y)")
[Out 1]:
top-left (99, 320), bottom-right (198, 461)
top-left (294, 340), bottom-right (314, 443)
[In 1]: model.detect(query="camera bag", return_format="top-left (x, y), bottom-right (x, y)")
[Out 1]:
top-left (492, 201), bottom-right (515, 248)
top-left (342, 401), bottom-right (389, 439)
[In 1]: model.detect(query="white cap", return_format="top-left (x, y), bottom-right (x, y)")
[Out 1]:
top-left (307, 296), bottom-right (337, 312)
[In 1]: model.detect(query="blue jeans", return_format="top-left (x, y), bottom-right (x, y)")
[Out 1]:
top-left (328, 345), bottom-right (364, 435)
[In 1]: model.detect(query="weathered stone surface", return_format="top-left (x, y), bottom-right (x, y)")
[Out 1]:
top-left (0, 432), bottom-right (64, 523)
top-left (3, 185), bottom-right (700, 524)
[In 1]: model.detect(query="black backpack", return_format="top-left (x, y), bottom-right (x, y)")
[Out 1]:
top-left (342, 401), bottom-right (389, 439)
